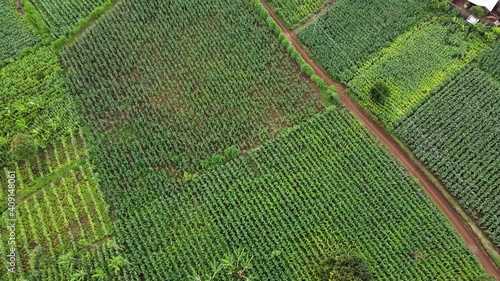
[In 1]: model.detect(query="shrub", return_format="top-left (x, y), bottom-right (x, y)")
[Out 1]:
top-left (370, 82), bottom-right (390, 104)
top-left (317, 253), bottom-right (373, 281)
top-left (470, 6), bottom-right (485, 19)
top-left (10, 133), bottom-right (37, 161)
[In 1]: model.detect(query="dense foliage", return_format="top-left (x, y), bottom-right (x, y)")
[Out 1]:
top-left (110, 109), bottom-right (484, 280)
top-left (297, 0), bottom-right (433, 83)
top-left (31, 0), bottom-right (109, 38)
top-left (266, 0), bottom-right (329, 29)
top-left (395, 67), bottom-right (500, 246)
top-left (0, 47), bottom-right (77, 166)
top-left (348, 22), bottom-right (485, 129)
top-left (61, 0), bottom-right (324, 210)
top-left (476, 41), bottom-right (500, 80)
top-left (0, 0), bottom-right (40, 63)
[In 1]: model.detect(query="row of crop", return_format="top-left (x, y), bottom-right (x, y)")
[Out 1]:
top-left (31, 0), bottom-right (108, 38)
top-left (60, 0), bottom-right (325, 210)
top-left (297, 0), bottom-right (434, 83)
top-left (0, 0), bottom-right (41, 64)
top-left (475, 40), bottom-right (500, 80)
top-left (0, 128), bottom-right (113, 278)
top-left (347, 22), bottom-right (486, 130)
top-left (266, 0), bottom-right (330, 29)
top-left (108, 109), bottom-right (485, 280)
top-left (395, 66), bottom-right (500, 246)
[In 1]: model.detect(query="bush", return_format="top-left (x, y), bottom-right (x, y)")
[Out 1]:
top-left (317, 253), bottom-right (373, 281)
top-left (10, 133), bottom-right (37, 161)
top-left (370, 82), bottom-right (391, 104)
top-left (470, 6), bottom-right (485, 18)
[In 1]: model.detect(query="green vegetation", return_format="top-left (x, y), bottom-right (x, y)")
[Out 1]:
top-left (10, 133), bottom-right (37, 161)
top-left (0, 0), bottom-right (40, 63)
top-left (31, 0), bottom-right (109, 38)
top-left (348, 22), bottom-right (485, 129)
top-left (266, 0), bottom-right (329, 29)
top-left (395, 66), bottom-right (500, 246)
top-left (61, 0), bottom-right (325, 210)
top-left (0, 129), bottom-right (113, 277)
top-left (111, 109), bottom-right (484, 280)
top-left (297, 0), bottom-right (434, 83)
top-left (0, 47), bottom-right (77, 166)
top-left (470, 5), bottom-right (485, 19)
top-left (476, 40), bottom-right (500, 80)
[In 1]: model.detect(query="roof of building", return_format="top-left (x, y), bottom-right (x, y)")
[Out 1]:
top-left (468, 0), bottom-right (499, 11)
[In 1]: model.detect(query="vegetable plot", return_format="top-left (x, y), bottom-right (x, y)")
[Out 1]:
top-left (348, 22), bottom-right (485, 129)
top-left (297, 0), bottom-right (433, 83)
top-left (266, 0), bottom-right (329, 29)
top-left (112, 109), bottom-right (485, 280)
top-left (395, 67), bottom-right (500, 247)
top-left (61, 0), bottom-right (324, 210)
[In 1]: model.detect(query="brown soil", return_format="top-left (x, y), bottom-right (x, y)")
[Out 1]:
top-left (15, 0), bottom-right (25, 14)
top-left (261, 0), bottom-right (500, 277)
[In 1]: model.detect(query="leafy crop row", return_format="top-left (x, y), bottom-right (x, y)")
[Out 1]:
top-left (0, 129), bottom-right (113, 278)
top-left (111, 109), bottom-right (485, 280)
top-left (395, 67), bottom-right (500, 246)
top-left (297, 0), bottom-right (433, 83)
top-left (61, 0), bottom-right (325, 210)
top-left (0, 0), bottom-right (40, 64)
top-left (31, 0), bottom-right (109, 38)
top-left (476, 41), bottom-right (500, 80)
top-left (266, 0), bottom-right (329, 29)
top-left (348, 22), bottom-right (485, 129)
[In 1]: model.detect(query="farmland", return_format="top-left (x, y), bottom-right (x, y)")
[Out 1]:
top-left (31, 0), bottom-right (109, 38)
top-left (0, 0), bottom-right (40, 63)
top-left (0, 0), bottom-right (498, 279)
top-left (476, 41), bottom-right (500, 80)
top-left (266, 0), bottom-right (329, 29)
top-left (347, 22), bottom-right (485, 129)
top-left (297, 0), bottom-right (434, 83)
top-left (395, 66), bottom-right (500, 247)
top-left (61, 0), bottom-right (325, 210)
top-left (110, 109), bottom-right (484, 280)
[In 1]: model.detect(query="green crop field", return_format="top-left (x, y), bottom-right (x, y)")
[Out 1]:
top-left (476, 41), bottom-right (500, 80)
top-left (0, 0), bottom-right (497, 280)
top-left (266, 0), bottom-right (329, 29)
top-left (395, 66), bottom-right (500, 247)
top-left (107, 109), bottom-right (484, 280)
top-left (60, 0), bottom-right (325, 211)
top-left (297, 0), bottom-right (433, 83)
top-left (0, 0), bottom-right (40, 63)
top-left (347, 22), bottom-right (485, 129)
top-left (31, 0), bottom-right (109, 38)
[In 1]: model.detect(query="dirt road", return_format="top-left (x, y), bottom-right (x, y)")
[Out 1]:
top-left (260, 0), bottom-right (500, 278)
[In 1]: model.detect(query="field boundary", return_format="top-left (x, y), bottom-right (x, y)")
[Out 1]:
top-left (292, 0), bottom-right (338, 33)
top-left (259, 0), bottom-right (500, 277)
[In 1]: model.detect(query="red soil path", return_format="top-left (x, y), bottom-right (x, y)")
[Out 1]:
top-left (260, 0), bottom-right (500, 278)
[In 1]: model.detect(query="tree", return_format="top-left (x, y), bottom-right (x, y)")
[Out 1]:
top-left (370, 82), bottom-right (390, 104)
top-left (470, 6), bottom-right (485, 19)
top-left (10, 133), bottom-right (37, 161)
top-left (317, 253), bottom-right (373, 281)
